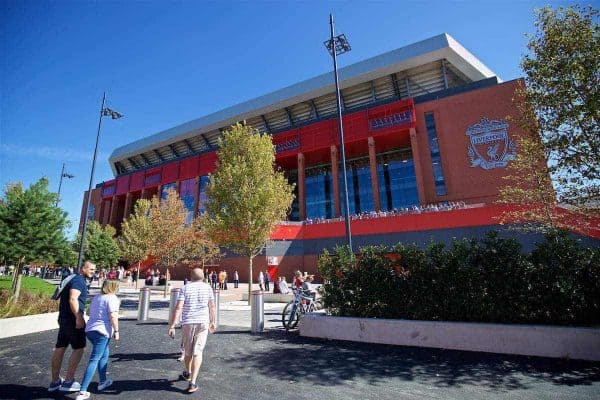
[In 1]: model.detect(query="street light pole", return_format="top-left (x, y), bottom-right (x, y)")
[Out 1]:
top-left (77, 92), bottom-right (106, 269)
top-left (56, 163), bottom-right (74, 207)
top-left (326, 13), bottom-right (353, 252)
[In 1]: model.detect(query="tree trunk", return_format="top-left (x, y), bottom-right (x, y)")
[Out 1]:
top-left (164, 267), bottom-right (170, 298)
top-left (247, 256), bottom-right (253, 305)
top-left (12, 274), bottom-right (22, 303)
top-left (136, 261), bottom-right (140, 290)
top-left (11, 257), bottom-right (24, 294)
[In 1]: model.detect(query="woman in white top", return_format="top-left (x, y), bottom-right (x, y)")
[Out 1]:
top-left (76, 280), bottom-right (120, 400)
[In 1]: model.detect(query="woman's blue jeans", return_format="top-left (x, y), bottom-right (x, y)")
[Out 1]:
top-left (80, 330), bottom-right (111, 391)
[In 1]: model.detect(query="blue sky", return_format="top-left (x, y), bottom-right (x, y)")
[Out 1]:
top-left (0, 0), bottom-right (576, 237)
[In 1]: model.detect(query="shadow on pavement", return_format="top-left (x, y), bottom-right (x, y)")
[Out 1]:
top-left (98, 378), bottom-right (182, 395)
top-left (219, 329), bottom-right (600, 391)
top-left (111, 352), bottom-right (180, 362)
top-left (0, 385), bottom-right (63, 400)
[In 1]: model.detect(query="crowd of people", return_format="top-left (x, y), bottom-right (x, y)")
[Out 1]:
top-left (305, 201), bottom-right (471, 224)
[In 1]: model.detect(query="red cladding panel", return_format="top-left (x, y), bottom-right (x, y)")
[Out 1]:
top-left (130, 171), bottom-right (144, 192)
top-left (179, 156), bottom-right (200, 180)
top-left (144, 167), bottom-right (161, 188)
top-left (115, 175), bottom-right (130, 195)
top-left (161, 161), bottom-right (179, 184)
top-left (101, 180), bottom-right (116, 198)
top-left (198, 152), bottom-right (218, 175)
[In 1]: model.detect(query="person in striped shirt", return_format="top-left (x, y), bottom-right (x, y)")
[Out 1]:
top-left (168, 268), bottom-right (215, 394)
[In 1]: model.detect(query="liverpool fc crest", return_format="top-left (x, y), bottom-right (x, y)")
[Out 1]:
top-left (466, 118), bottom-right (516, 170)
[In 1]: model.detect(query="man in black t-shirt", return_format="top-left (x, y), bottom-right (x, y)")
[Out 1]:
top-left (48, 261), bottom-right (96, 393)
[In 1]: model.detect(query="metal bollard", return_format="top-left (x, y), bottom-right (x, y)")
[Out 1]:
top-left (250, 290), bottom-right (264, 333)
top-left (137, 287), bottom-right (151, 321)
top-left (169, 288), bottom-right (181, 323)
top-left (213, 289), bottom-right (220, 330)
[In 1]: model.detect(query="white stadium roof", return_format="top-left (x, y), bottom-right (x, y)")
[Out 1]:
top-left (109, 33), bottom-right (498, 176)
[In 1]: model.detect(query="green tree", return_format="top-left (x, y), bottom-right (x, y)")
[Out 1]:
top-left (203, 123), bottom-right (294, 302)
top-left (79, 221), bottom-right (121, 270)
top-left (147, 189), bottom-right (220, 296)
top-left (119, 199), bottom-right (152, 288)
top-left (0, 178), bottom-right (71, 299)
top-left (520, 5), bottom-right (599, 213)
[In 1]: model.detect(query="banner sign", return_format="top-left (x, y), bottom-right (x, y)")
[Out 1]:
top-left (275, 137), bottom-right (300, 154)
top-left (369, 110), bottom-right (412, 131)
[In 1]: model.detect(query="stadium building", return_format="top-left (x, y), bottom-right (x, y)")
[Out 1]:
top-left (80, 33), bottom-right (599, 280)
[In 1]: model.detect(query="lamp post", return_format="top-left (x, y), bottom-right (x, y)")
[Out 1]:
top-left (55, 163), bottom-right (74, 206)
top-left (77, 92), bottom-right (123, 268)
top-left (324, 14), bottom-right (353, 252)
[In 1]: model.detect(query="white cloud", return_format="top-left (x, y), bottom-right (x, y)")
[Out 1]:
top-left (0, 143), bottom-right (105, 162)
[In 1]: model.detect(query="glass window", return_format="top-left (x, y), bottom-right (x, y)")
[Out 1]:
top-left (377, 149), bottom-right (419, 210)
top-left (339, 156), bottom-right (374, 216)
top-left (197, 175), bottom-right (210, 215)
top-left (285, 170), bottom-right (299, 221)
top-left (425, 113), bottom-right (447, 196)
top-left (160, 182), bottom-right (177, 201)
top-left (179, 178), bottom-right (196, 225)
top-left (305, 164), bottom-right (334, 220)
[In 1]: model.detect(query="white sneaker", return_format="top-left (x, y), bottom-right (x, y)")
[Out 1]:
top-left (98, 379), bottom-right (113, 391)
top-left (75, 391), bottom-right (90, 400)
top-left (59, 380), bottom-right (81, 392)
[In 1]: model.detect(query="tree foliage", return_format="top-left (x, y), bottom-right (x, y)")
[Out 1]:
top-left (203, 123), bottom-right (294, 299)
top-left (520, 5), bottom-right (599, 212)
top-left (0, 178), bottom-right (71, 266)
top-left (79, 221), bottom-right (121, 270)
top-left (119, 199), bottom-right (152, 267)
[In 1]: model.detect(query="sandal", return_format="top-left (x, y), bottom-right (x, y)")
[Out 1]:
top-left (186, 383), bottom-right (198, 393)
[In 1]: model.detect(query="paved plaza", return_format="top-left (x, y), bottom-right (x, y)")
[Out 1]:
top-left (0, 285), bottom-right (599, 400)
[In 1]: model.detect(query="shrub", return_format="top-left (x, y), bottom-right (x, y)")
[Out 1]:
top-left (0, 290), bottom-right (58, 318)
top-left (317, 230), bottom-right (600, 326)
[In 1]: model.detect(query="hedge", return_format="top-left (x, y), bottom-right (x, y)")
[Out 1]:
top-left (317, 230), bottom-right (600, 326)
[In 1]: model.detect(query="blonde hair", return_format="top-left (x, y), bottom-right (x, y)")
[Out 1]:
top-left (101, 279), bottom-right (120, 295)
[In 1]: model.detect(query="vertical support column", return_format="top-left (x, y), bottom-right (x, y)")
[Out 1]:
top-left (108, 197), bottom-right (119, 227)
top-left (297, 153), bottom-right (306, 221)
top-left (141, 188), bottom-right (148, 200)
top-left (330, 145), bottom-right (341, 217)
top-left (193, 176), bottom-right (200, 217)
top-left (102, 199), bottom-right (112, 226)
top-left (123, 193), bottom-right (133, 222)
top-left (409, 128), bottom-right (426, 205)
top-left (368, 137), bottom-right (381, 212)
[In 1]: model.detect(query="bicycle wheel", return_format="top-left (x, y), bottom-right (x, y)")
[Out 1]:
top-left (282, 302), bottom-right (299, 330)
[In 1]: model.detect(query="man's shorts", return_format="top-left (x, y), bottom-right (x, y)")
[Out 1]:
top-left (55, 320), bottom-right (86, 349)
top-left (182, 323), bottom-right (209, 356)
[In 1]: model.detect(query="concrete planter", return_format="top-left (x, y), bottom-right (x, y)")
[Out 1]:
top-left (299, 314), bottom-right (600, 361)
top-left (0, 312), bottom-right (59, 339)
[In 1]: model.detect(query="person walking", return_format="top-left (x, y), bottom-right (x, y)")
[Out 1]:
top-left (48, 261), bottom-right (96, 393)
top-left (168, 268), bottom-right (216, 394)
top-left (75, 280), bottom-right (121, 400)
top-left (233, 270), bottom-right (239, 289)
top-left (264, 270), bottom-right (271, 292)
top-left (210, 270), bottom-right (217, 290)
top-left (258, 270), bottom-right (264, 291)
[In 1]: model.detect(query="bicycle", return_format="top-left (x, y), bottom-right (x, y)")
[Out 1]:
top-left (281, 287), bottom-right (321, 331)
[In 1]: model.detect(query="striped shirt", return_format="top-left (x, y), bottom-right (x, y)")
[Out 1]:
top-left (177, 281), bottom-right (214, 325)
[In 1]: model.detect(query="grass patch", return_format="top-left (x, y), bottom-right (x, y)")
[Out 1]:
top-left (0, 275), bottom-right (56, 296)
top-left (0, 276), bottom-right (58, 318)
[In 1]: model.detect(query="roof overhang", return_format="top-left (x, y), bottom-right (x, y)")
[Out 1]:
top-left (109, 33), bottom-right (498, 175)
